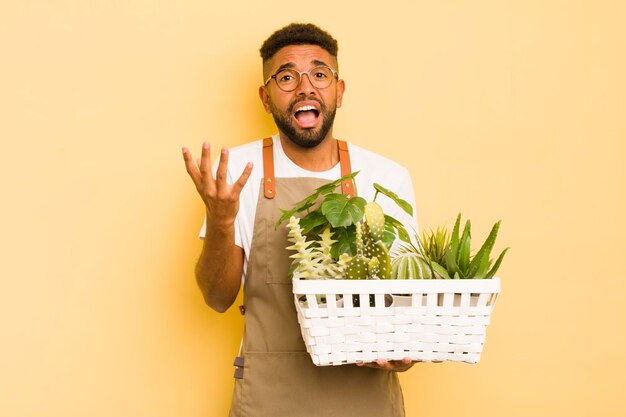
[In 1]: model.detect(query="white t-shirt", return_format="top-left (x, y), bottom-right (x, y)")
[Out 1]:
top-left (200, 134), bottom-right (418, 280)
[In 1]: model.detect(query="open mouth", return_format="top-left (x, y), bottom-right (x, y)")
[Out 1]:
top-left (293, 104), bottom-right (321, 128)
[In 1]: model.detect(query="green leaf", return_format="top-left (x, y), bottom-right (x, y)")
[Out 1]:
top-left (275, 200), bottom-right (316, 229)
top-left (384, 215), bottom-right (411, 244)
top-left (373, 183), bottom-right (413, 217)
top-left (458, 219), bottom-right (472, 273)
top-left (467, 220), bottom-right (501, 277)
top-left (382, 221), bottom-right (396, 248)
top-left (430, 261), bottom-right (450, 279)
top-left (299, 210), bottom-right (329, 234)
top-left (474, 252), bottom-right (492, 279)
top-left (321, 195), bottom-right (367, 228)
top-left (274, 171), bottom-right (360, 229)
top-left (449, 213), bottom-right (461, 261)
top-left (331, 226), bottom-right (356, 258)
top-left (444, 247), bottom-right (460, 277)
top-left (315, 171), bottom-right (360, 197)
top-left (485, 247), bottom-right (509, 279)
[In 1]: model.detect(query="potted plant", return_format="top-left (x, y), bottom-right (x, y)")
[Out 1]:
top-left (278, 173), bottom-right (507, 366)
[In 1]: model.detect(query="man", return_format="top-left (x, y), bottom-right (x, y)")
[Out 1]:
top-left (182, 23), bottom-right (417, 417)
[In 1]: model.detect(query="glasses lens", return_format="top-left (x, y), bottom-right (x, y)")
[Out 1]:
top-left (273, 66), bottom-right (336, 91)
top-left (275, 69), bottom-right (299, 91)
top-left (308, 66), bottom-right (334, 89)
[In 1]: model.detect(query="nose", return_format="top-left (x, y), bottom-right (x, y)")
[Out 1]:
top-left (294, 72), bottom-right (316, 96)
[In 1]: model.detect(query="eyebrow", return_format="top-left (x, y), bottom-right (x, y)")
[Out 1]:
top-left (274, 59), bottom-right (332, 73)
top-left (312, 59), bottom-right (330, 67)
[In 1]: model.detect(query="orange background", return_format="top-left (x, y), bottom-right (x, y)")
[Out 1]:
top-left (1, 1), bottom-right (625, 416)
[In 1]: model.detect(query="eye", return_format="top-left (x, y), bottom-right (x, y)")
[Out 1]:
top-left (276, 69), bottom-right (298, 84)
top-left (313, 71), bottom-right (328, 79)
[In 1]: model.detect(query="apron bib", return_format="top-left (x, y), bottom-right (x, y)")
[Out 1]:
top-left (228, 139), bottom-right (405, 417)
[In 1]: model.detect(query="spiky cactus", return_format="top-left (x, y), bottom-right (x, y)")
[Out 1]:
top-left (364, 201), bottom-right (385, 241)
top-left (391, 244), bottom-right (433, 279)
top-left (345, 204), bottom-right (392, 279)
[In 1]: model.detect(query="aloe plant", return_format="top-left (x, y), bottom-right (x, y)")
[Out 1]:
top-left (432, 214), bottom-right (508, 279)
top-left (391, 214), bottom-right (508, 279)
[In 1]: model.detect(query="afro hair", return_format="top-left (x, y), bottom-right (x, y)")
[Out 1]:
top-left (259, 23), bottom-right (338, 62)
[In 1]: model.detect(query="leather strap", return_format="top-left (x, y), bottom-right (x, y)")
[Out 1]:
top-left (337, 140), bottom-right (354, 199)
top-left (262, 137), bottom-right (275, 199)
top-left (262, 137), bottom-right (355, 198)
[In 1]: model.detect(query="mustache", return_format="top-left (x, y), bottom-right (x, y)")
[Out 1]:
top-left (287, 96), bottom-right (326, 114)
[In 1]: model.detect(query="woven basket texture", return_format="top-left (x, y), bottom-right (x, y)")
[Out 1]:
top-left (292, 278), bottom-right (501, 366)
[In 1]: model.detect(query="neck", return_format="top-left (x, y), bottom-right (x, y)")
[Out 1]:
top-left (278, 132), bottom-right (339, 172)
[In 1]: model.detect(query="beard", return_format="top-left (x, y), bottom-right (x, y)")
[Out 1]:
top-left (269, 97), bottom-right (337, 149)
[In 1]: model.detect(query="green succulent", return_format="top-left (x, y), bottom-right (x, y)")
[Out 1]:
top-left (419, 226), bottom-right (450, 266)
top-left (425, 214), bottom-right (508, 279)
top-left (391, 214), bottom-right (508, 279)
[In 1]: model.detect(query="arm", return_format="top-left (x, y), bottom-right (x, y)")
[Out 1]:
top-left (194, 218), bottom-right (244, 313)
top-left (182, 143), bottom-right (253, 313)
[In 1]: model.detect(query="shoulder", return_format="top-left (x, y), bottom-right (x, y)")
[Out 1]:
top-left (221, 139), bottom-right (264, 177)
top-left (227, 139), bottom-right (264, 162)
top-left (348, 142), bottom-right (408, 170)
top-left (346, 142), bottom-right (411, 181)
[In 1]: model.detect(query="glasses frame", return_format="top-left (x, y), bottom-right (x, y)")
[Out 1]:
top-left (263, 65), bottom-right (339, 92)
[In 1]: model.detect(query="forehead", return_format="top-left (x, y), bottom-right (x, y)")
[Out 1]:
top-left (265, 44), bottom-right (337, 73)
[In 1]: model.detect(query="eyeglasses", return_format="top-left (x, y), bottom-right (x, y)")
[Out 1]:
top-left (264, 65), bottom-right (338, 92)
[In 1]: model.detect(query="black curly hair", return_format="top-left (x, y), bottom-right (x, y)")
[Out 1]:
top-left (259, 23), bottom-right (338, 62)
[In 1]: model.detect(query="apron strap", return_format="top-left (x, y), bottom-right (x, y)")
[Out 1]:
top-left (262, 137), bottom-right (355, 199)
top-left (262, 137), bottom-right (275, 199)
top-left (337, 140), bottom-right (355, 199)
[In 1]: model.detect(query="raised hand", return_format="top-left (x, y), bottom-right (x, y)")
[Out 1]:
top-left (182, 142), bottom-right (253, 227)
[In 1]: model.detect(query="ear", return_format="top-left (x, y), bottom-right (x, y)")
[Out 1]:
top-left (336, 79), bottom-right (345, 108)
top-left (259, 86), bottom-right (272, 113)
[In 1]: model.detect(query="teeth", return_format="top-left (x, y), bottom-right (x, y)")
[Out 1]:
top-left (296, 105), bottom-right (316, 113)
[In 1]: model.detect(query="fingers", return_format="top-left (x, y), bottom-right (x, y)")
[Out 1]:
top-left (184, 143), bottom-right (252, 199)
top-left (356, 358), bottom-right (414, 372)
top-left (215, 147), bottom-right (229, 193)
top-left (182, 147), bottom-right (201, 187)
top-left (231, 162), bottom-right (254, 195)
top-left (199, 142), bottom-right (216, 194)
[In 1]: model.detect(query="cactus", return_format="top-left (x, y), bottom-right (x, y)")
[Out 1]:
top-left (346, 222), bottom-right (371, 279)
top-left (391, 244), bottom-right (433, 279)
top-left (346, 255), bottom-right (370, 279)
top-left (364, 201), bottom-right (385, 241)
top-left (368, 257), bottom-right (381, 279)
top-left (364, 240), bottom-right (392, 279)
top-left (281, 176), bottom-right (454, 281)
top-left (345, 215), bottom-right (392, 279)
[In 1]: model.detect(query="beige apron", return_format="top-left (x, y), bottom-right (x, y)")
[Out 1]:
top-left (228, 138), bottom-right (405, 417)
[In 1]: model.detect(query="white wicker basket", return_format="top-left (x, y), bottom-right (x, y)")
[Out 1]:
top-left (292, 278), bottom-right (501, 366)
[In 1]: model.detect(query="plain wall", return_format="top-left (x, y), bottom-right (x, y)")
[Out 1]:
top-left (1, 1), bottom-right (624, 416)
